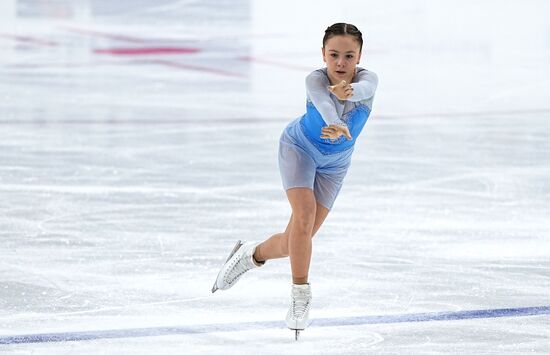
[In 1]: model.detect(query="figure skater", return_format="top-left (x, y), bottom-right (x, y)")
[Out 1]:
top-left (212, 23), bottom-right (378, 340)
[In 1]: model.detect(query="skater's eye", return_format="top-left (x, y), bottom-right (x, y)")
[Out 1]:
top-left (346, 54), bottom-right (354, 59)
top-left (330, 53), bottom-right (338, 58)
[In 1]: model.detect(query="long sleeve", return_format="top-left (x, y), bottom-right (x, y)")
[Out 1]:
top-left (348, 69), bottom-right (378, 102)
top-left (305, 70), bottom-right (346, 126)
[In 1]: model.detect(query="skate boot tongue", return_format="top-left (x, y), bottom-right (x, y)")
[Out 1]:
top-left (292, 284), bottom-right (311, 297)
top-left (291, 284), bottom-right (312, 319)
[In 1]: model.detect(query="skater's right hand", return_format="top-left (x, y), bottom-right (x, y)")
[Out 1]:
top-left (328, 80), bottom-right (353, 101)
top-left (320, 124), bottom-right (352, 140)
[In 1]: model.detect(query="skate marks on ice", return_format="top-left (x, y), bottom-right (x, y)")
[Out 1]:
top-left (1, 305), bottom-right (549, 344)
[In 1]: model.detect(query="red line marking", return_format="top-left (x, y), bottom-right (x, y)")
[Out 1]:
top-left (94, 47), bottom-right (200, 56)
top-left (147, 59), bottom-right (245, 78)
top-left (6, 58), bottom-right (243, 77)
top-left (60, 26), bottom-right (286, 43)
top-left (58, 26), bottom-right (244, 77)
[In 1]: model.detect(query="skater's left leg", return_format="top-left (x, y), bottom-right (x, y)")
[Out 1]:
top-left (286, 187), bottom-right (317, 285)
top-left (253, 202), bottom-right (330, 262)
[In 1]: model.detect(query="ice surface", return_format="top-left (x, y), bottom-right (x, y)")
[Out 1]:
top-left (1, 0), bottom-right (550, 353)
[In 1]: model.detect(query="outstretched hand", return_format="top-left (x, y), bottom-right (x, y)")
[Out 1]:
top-left (328, 80), bottom-right (353, 100)
top-left (321, 124), bottom-right (352, 140)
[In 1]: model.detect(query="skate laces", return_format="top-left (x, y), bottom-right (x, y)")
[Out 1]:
top-left (224, 248), bottom-right (255, 285)
top-left (291, 288), bottom-right (311, 319)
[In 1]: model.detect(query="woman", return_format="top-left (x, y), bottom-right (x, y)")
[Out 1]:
top-left (212, 23), bottom-right (378, 339)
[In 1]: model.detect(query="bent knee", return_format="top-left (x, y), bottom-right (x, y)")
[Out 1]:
top-left (290, 210), bottom-right (316, 236)
top-left (293, 207), bottom-right (316, 223)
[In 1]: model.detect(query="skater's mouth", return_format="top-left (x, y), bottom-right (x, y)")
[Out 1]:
top-left (335, 70), bottom-right (346, 75)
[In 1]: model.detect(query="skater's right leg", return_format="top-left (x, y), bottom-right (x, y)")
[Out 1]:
top-left (253, 215), bottom-right (293, 262)
top-left (212, 196), bottom-right (327, 292)
top-left (212, 240), bottom-right (264, 292)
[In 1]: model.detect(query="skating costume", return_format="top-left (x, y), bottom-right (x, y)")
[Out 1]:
top-left (278, 67), bottom-right (378, 209)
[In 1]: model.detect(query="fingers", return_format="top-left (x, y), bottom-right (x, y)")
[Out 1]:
top-left (340, 84), bottom-right (354, 98)
top-left (329, 81), bottom-right (353, 100)
top-left (320, 126), bottom-right (336, 139)
top-left (329, 81), bottom-right (351, 90)
top-left (344, 86), bottom-right (353, 98)
top-left (339, 125), bottom-right (353, 140)
top-left (321, 126), bottom-right (338, 135)
top-left (336, 82), bottom-right (352, 91)
top-left (320, 125), bottom-right (353, 140)
top-left (320, 129), bottom-right (335, 139)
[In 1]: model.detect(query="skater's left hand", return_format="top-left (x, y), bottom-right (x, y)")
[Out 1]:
top-left (320, 124), bottom-right (352, 140)
top-left (328, 80), bottom-right (353, 100)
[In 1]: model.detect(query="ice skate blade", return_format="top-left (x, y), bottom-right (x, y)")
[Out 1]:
top-left (288, 326), bottom-right (304, 341)
top-left (225, 240), bottom-right (243, 263)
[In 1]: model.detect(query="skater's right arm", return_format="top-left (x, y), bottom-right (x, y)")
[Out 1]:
top-left (305, 70), bottom-right (346, 127)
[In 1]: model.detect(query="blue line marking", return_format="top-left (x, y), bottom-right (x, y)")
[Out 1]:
top-left (1, 306), bottom-right (549, 345)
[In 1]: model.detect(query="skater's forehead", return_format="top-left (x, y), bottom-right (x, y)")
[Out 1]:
top-left (324, 36), bottom-right (361, 51)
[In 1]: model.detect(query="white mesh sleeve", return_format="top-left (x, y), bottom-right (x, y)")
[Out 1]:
top-left (348, 70), bottom-right (378, 102)
top-left (305, 70), bottom-right (346, 126)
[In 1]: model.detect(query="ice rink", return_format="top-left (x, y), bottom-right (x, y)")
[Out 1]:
top-left (1, 0), bottom-right (550, 353)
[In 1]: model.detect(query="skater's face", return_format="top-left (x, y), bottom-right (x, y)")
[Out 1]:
top-left (322, 35), bottom-right (362, 85)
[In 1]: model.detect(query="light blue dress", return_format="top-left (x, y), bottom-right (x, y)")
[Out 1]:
top-left (278, 67), bottom-right (378, 210)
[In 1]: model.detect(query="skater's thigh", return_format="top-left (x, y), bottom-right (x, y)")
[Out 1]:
top-left (313, 169), bottom-right (348, 210)
top-left (278, 139), bottom-right (316, 192)
top-left (286, 188), bottom-right (317, 224)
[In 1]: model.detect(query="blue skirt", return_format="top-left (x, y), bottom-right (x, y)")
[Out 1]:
top-left (278, 118), bottom-right (353, 210)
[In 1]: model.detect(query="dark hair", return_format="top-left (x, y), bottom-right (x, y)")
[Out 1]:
top-left (322, 23), bottom-right (363, 51)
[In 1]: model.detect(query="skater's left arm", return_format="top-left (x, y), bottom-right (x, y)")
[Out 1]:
top-left (347, 70), bottom-right (378, 102)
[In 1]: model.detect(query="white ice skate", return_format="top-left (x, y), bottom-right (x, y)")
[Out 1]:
top-left (285, 283), bottom-right (312, 340)
top-left (211, 240), bottom-right (263, 293)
